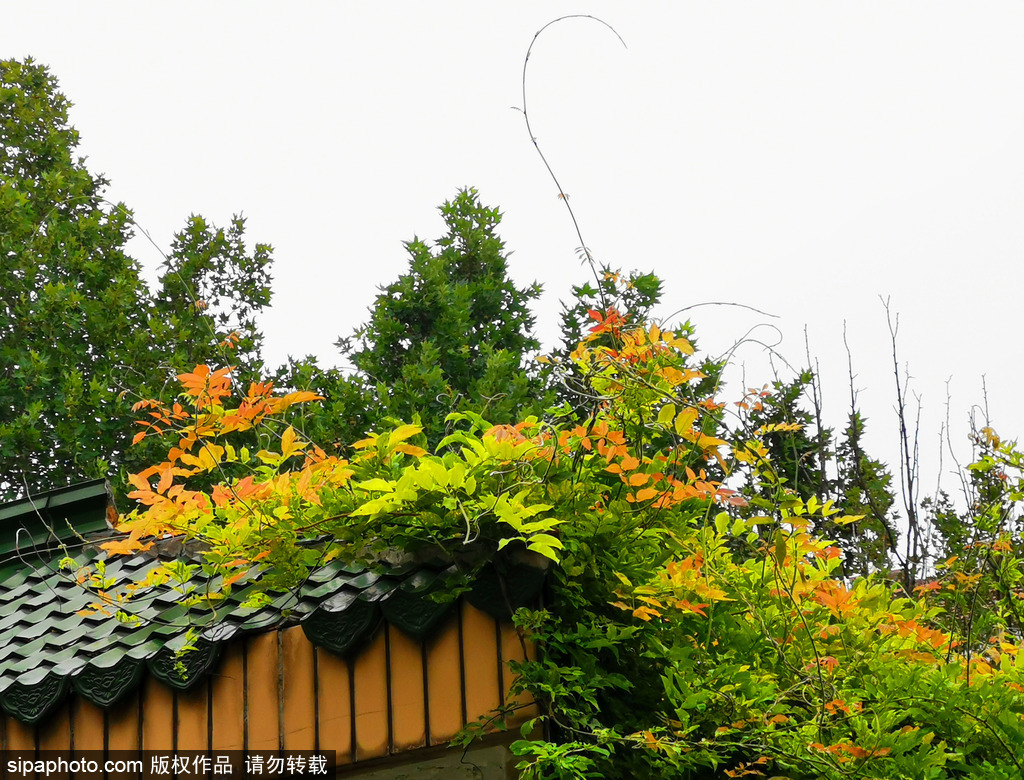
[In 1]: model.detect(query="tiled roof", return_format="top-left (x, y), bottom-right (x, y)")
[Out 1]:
top-left (0, 481), bottom-right (546, 727)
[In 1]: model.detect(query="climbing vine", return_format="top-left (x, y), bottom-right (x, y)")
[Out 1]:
top-left (93, 309), bottom-right (1024, 780)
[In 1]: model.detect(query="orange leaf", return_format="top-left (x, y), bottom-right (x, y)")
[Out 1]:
top-left (632, 605), bottom-right (661, 621)
top-left (127, 473), bottom-right (150, 492)
top-left (620, 455), bottom-right (640, 472)
top-left (100, 538), bottom-right (154, 556)
top-left (156, 464), bottom-right (174, 494)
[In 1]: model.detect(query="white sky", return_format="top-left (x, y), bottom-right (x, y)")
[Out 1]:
top-left (6, 2), bottom-right (1024, 507)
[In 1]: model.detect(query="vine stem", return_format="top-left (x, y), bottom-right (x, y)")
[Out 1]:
top-left (520, 14), bottom-right (626, 311)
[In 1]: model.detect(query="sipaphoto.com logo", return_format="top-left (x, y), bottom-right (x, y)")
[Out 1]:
top-left (7, 756), bottom-right (143, 776)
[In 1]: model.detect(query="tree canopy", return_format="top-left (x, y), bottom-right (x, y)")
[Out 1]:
top-left (0, 58), bottom-right (272, 500)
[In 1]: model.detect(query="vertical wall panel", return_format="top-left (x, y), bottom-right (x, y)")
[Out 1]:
top-left (108, 690), bottom-right (141, 779)
top-left (175, 685), bottom-right (209, 751)
top-left (387, 625), bottom-right (426, 752)
top-left (314, 647), bottom-right (352, 765)
top-left (425, 614), bottom-right (463, 744)
top-left (106, 689), bottom-right (140, 751)
top-left (281, 626), bottom-right (316, 751)
top-left (140, 674), bottom-right (174, 751)
top-left (352, 629), bottom-right (388, 761)
top-left (37, 700), bottom-right (71, 752)
top-left (499, 622), bottom-right (539, 726)
top-left (4, 718), bottom-right (35, 752)
top-left (245, 632), bottom-right (280, 752)
top-left (461, 603), bottom-right (501, 725)
top-left (210, 642), bottom-right (245, 752)
top-left (72, 696), bottom-right (106, 753)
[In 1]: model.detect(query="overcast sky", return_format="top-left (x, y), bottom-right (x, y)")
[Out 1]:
top-left (6, 2), bottom-right (1024, 504)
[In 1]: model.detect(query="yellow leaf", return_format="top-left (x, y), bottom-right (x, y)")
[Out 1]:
top-left (156, 464), bottom-right (174, 494)
top-left (128, 473), bottom-right (150, 492)
top-left (282, 390), bottom-right (323, 405)
top-left (394, 443), bottom-right (428, 458)
top-left (265, 390), bottom-right (324, 413)
top-left (195, 443), bottom-right (225, 472)
top-left (657, 404), bottom-right (676, 427)
top-left (280, 425), bottom-right (303, 459)
top-left (352, 435), bottom-right (379, 450)
top-left (674, 408), bottom-right (698, 435)
top-left (667, 335), bottom-right (694, 355)
top-left (389, 424), bottom-right (423, 446)
top-left (620, 455), bottom-right (640, 471)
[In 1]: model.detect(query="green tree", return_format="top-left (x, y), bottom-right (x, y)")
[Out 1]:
top-left (734, 371), bottom-right (898, 577)
top-left (336, 187), bottom-right (546, 446)
top-left (833, 409), bottom-right (898, 577)
top-left (0, 58), bottom-right (272, 499)
top-left (0, 58), bottom-right (148, 497)
top-left (150, 213), bottom-right (272, 382)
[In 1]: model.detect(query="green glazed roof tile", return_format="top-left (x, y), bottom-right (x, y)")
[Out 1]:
top-left (0, 671), bottom-right (69, 725)
top-left (125, 639), bottom-right (167, 660)
top-left (49, 655), bottom-right (89, 678)
top-left (6, 646), bottom-right (79, 675)
top-left (73, 655), bottom-right (144, 709)
top-left (9, 664), bottom-right (57, 687)
top-left (301, 578), bottom-right (352, 600)
top-left (236, 609), bottom-right (285, 632)
top-left (0, 481), bottom-right (545, 728)
top-left (359, 577), bottom-right (402, 602)
top-left (343, 570), bottom-right (382, 590)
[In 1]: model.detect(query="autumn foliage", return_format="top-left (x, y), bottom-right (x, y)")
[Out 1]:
top-left (14, 55), bottom-right (1024, 779)
top-left (86, 301), bottom-right (1024, 780)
